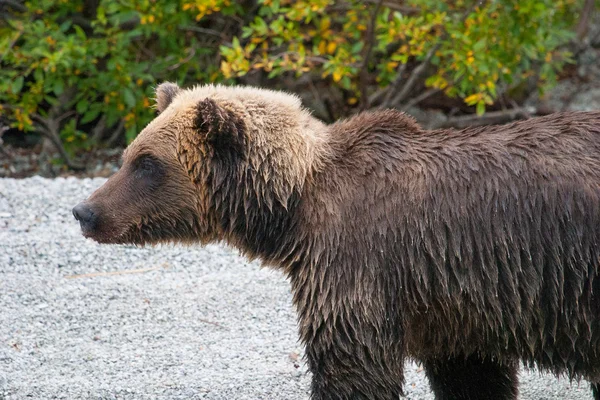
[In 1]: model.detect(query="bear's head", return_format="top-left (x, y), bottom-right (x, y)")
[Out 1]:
top-left (73, 82), bottom-right (326, 246)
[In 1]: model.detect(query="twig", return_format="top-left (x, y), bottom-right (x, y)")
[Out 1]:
top-left (168, 47), bottom-right (196, 71)
top-left (30, 113), bottom-right (84, 170)
top-left (400, 88), bottom-right (441, 111)
top-left (105, 119), bottom-right (125, 148)
top-left (0, 0), bottom-right (26, 12)
top-left (178, 25), bottom-right (228, 41)
top-left (65, 265), bottom-right (164, 279)
top-left (198, 318), bottom-right (226, 328)
top-left (379, 62), bottom-right (408, 108)
top-left (357, 0), bottom-right (419, 15)
top-left (359, 0), bottom-right (384, 110)
top-left (576, 0), bottom-right (595, 41)
top-left (0, 124), bottom-right (9, 159)
top-left (90, 115), bottom-right (107, 143)
top-left (307, 55), bottom-right (329, 64)
top-left (56, 110), bottom-right (76, 124)
top-left (389, 43), bottom-right (440, 106)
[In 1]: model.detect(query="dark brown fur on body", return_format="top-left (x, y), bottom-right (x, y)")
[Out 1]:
top-left (73, 83), bottom-right (600, 399)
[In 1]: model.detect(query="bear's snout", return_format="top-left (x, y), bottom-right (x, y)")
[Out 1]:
top-left (72, 202), bottom-right (98, 234)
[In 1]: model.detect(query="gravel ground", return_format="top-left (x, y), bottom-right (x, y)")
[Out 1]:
top-left (0, 177), bottom-right (595, 399)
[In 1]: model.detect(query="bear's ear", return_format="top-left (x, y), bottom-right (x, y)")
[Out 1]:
top-left (155, 82), bottom-right (180, 114)
top-left (195, 98), bottom-right (246, 160)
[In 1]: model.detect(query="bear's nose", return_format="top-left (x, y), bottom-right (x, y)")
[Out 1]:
top-left (72, 203), bottom-right (97, 231)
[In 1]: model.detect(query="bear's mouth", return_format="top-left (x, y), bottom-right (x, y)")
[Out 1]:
top-left (80, 209), bottom-right (203, 246)
top-left (107, 216), bottom-right (198, 246)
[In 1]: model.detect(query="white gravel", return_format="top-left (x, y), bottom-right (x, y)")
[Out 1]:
top-left (0, 177), bottom-right (594, 399)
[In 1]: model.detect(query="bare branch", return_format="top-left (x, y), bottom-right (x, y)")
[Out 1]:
top-left (359, 0), bottom-right (384, 110)
top-left (30, 114), bottom-right (85, 170)
top-left (576, 0), bottom-right (596, 41)
top-left (7, 87), bottom-right (87, 170)
top-left (56, 110), bottom-right (76, 124)
top-left (0, 0), bottom-right (26, 12)
top-left (105, 119), bottom-right (126, 148)
top-left (379, 62), bottom-right (408, 108)
top-left (359, 0), bottom-right (419, 15)
top-left (389, 43), bottom-right (440, 106)
top-left (307, 56), bottom-right (329, 64)
top-left (400, 88), bottom-right (441, 111)
top-left (90, 115), bottom-right (107, 143)
top-left (168, 47), bottom-right (196, 71)
top-left (178, 25), bottom-right (228, 40)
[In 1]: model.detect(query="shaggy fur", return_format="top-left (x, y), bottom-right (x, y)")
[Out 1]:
top-left (74, 82), bottom-right (600, 400)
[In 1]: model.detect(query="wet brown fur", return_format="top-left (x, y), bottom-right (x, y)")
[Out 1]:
top-left (75, 82), bottom-right (600, 399)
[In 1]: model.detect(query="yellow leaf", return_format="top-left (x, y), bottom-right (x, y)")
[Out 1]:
top-left (464, 94), bottom-right (480, 104)
top-left (347, 97), bottom-right (358, 105)
top-left (327, 42), bottom-right (337, 54)
top-left (333, 71), bottom-right (342, 82)
top-left (221, 61), bottom-right (232, 78)
top-left (318, 41), bottom-right (326, 54)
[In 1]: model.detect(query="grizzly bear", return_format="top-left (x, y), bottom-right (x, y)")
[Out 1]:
top-left (73, 82), bottom-right (600, 400)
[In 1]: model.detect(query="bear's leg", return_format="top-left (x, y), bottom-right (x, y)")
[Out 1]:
top-left (591, 382), bottom-right (600, 400)
top-left (423, 354), bottom-right (518, 400)
top-left (307, 349), bottom-right (404, 400)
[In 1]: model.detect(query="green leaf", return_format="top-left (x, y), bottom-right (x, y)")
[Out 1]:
top-left (123, 88), bottom-right (136, 108)
top-left (60, 20), bottom-right (73, 32)
top-left (11, 76), bottom-right (24, 93)
top-left (476, 101), bottom-right (485, 116)
top-left (81, 109), bottom-right (100, 124)
top-left (53, 80), bottom-right (64, 96)
top-left (76, 99), bottom-right (89, 114)
top-left (473, 39), bottom-right (486, 52)
top-left (351, 42), bottom-right (364, 54)
top-left (97, 6), bottom-right (107, 25)
top-left (125, 125), bottom-right (138, 144)
top-left (34, 69), bottom-right (44, 83)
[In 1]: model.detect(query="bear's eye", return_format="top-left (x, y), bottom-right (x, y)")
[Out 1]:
top-left (139, 158), bottom-right (156, 173)
top-left (134, 156), bottom-right (164, 179)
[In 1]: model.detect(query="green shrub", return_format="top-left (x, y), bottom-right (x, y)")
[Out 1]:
top-left (0, 0), bottom-right (585, 166)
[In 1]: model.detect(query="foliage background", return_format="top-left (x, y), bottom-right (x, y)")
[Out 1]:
top-left (0, 0), bottom-right (593, 170)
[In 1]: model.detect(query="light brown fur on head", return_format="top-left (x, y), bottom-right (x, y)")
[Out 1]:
top-left (168, 83), bottom-right (328, 209)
